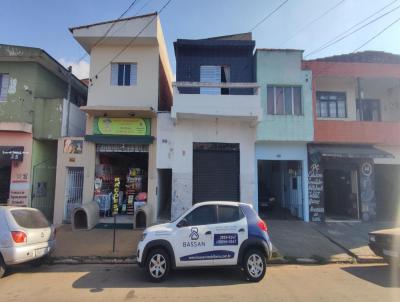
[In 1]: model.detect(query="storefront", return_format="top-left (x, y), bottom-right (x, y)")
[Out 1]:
top-left (308, 144), bottom-right (393, 222)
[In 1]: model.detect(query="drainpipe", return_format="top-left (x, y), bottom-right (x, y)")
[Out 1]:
top-left (357, 77), bottom-right (362, 121)
top-left (65, 66), bottom-right (72, 137)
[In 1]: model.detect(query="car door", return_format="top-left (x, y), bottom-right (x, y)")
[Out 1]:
top-left (212, 205), bottom-right (248, 266)
top-left (172, 205), bottom-right (217, 267)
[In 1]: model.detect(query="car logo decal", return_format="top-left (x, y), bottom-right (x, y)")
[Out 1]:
top-left (189, 227), bottom-right (199, 240)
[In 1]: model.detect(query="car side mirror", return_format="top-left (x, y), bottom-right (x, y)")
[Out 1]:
top-left (177, 218), bottom-right (189, 228)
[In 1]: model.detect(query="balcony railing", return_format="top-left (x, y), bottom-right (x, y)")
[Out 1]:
top-left (315, 120), bottom-right (400, 145)
top-left (171, 82), bottom-right (262, 122)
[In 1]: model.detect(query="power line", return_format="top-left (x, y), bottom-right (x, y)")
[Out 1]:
top-left (305, 0), bottom-right (398, 58)
top-left (280, 0), bottom-right (346, 47)
top-left (92, 0), bottom-right (173, 81)
top-left (76, 0), bottom-right (139, 63)
top-left (249, 0), bottom-right (289, 32)
top-left (305, 2), bottom-right (400, 58)
top-left (135, 0), bottom-right (154, 16)
top-left (353, 15), bottom-right (400, 52)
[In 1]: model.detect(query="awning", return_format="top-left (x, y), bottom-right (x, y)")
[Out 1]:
top-left (84, 135), bottom-right (154, 145)
top-left (309, 145), bottom-right (394, 159)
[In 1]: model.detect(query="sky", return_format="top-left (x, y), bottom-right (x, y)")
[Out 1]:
top-left (1, 0), bottom-right (400, 79)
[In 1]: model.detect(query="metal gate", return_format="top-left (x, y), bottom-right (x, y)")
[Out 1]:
top-left (31, 162), bottom-right (56, 221)
top-left (64, 167), bottom-right (84, 223)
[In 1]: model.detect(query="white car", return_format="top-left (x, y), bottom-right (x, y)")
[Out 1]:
top-left (137, 201), bottom-right (272, 282)
top-left (0, 206), bottom-right (56, 278)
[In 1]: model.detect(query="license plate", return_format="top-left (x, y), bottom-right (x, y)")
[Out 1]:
top-left (383, 249), bottom-right (399, 257)
top-left (35, 247), bottom-right (47, 257)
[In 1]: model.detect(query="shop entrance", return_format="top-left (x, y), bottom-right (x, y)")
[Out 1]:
top-left (324, 167), bottom-right (359, 220)
top-left (375, 164), bottom-right (400, 222)
top-left (94, 144), bottom-right (148, 225)
top-left (0, 161), bottom-right (11, 204)
top-left (257, 160), bottom-right (303, 220)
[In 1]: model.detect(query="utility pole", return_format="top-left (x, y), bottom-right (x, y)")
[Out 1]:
top-left (65, 66), bottom-right (72, 137)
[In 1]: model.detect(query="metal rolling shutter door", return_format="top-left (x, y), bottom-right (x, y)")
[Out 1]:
top-left (193, 150), bottom-right (240, 203)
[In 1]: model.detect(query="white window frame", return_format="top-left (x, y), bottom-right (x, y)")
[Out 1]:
top-left (111, 63), bottom-right (137, 86)
top-left (267, 85), bottom-right (302, 116)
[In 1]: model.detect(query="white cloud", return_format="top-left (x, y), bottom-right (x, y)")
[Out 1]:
top-left (58, 58), bottom-right (90, 80)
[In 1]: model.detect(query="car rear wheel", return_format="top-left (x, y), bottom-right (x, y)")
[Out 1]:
top-left (243, 249), bottom-right (266, 282)
top-left (0, 254), bottom-right (6, 278)
top-left (145, 249), bottom-right (170, 282)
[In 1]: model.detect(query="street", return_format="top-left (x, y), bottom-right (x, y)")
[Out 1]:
top-left (0, 263), bottom-right (399, 302)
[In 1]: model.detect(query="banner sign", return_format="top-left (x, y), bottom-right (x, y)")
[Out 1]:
top-left (0, 146), bottom-right (24, 161)
top-left (113, 177), bottom-right (120, 215)
top-left (93, 117), bottom-right (151, 136)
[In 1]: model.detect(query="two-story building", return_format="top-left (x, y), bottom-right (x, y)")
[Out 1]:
top-left (157, 33), bottom-right (262, 220)
top-left (254, 49), bottom-right (313, 221)
top-left (0, 44), bottom-right (87, 220)
top-left (53, 13), bottom-right (172, 226)
top-left (304, 51), bottom-right (400, 222)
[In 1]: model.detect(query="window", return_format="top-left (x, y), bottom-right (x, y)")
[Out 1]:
top-left (200, 65), bottom-right (230, 95)
top-left (0, 74), bottom-right (10, 101)
top-left (111, 63), bottom-right (137, 86)
top-left (183, 205), bottom-right (217, 226)
top-left (316, 91), bottom-right (347, 118)
top-left (218, 205), bottom-right (244, 223)
top-left (267, 86), bottom-right (302, 115)
top-left (11, 209), bottom-right (50, 229)
top-left (357, 99), bottom-right (381, 121)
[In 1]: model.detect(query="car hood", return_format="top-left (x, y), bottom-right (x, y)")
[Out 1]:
top-left (145, 222), bottom-right (173, 233)
top-left (370, 227), bottom-right (400, 236)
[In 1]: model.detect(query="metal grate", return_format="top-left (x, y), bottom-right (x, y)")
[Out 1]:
top-left (64, 167), bottom-right (84, 223)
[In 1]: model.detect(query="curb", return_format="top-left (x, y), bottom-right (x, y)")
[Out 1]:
top-left (49, 256), bottom-right (137, 265)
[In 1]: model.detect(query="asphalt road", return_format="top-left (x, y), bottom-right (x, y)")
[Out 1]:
top-left (0, 263), bottom-right (400, 302)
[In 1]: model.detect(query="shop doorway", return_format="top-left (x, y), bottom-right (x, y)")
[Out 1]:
top-left (157, 169), bottom-right (172, 221)
top-left (375, 164), bottom-right (400, 222)
top-left (94, 145), bottom-right (149, 226)
top-left (0, 161), bottom-right (11, 204)
top-left (324, 168), bottom-right (359, 220)
top-left (193, 143), bottom-right (240, 204)
top-left (258, 160), bottom-right (303, 220)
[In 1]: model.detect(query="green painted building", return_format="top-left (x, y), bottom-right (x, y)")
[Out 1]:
top-left (0, 44), bottom-right (87, 220)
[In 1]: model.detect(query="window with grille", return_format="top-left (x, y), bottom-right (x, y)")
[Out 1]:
top-left (0, 74), bottom-right (10, 101)
top-left (111, 63), bottom-right (137, 86)
top-left (267, 86), bottom-right (302, 115)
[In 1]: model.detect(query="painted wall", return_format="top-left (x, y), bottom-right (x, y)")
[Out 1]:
top-left (0, 130), bottom-right (33, 206)
top-left (157, 113), bottom-right (256, 220)
top-left (255, 50), bottom-right (313, 142)
top-left (87, 45), bottom-right (159, 108)
top-left (255, 142), bottom-right (310, 221)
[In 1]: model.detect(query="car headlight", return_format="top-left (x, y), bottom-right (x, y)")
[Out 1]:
top-left (369, 235), bottom-right (376, 242)
top-left (140, 232), bottom-right (147, 242)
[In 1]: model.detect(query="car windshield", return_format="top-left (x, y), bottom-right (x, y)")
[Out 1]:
top-left (11, 209), bottom-right (50, 229)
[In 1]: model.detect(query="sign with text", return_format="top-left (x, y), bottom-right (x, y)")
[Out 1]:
top-left (308, 149), bottom-right (325, 222)
top-left (93, 117), bottom-right (151, 136)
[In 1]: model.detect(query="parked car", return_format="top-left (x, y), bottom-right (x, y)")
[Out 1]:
top-left (137, 201), bottom-right (272, 282)
top-left (0, 206), bottom-right (56, 278)
top-left (369, 228), bottom-right (400, 266)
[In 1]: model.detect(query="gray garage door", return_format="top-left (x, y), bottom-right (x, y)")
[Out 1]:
top-left (193, 143), bottom-right (240, 203)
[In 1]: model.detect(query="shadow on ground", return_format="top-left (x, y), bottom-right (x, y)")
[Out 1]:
top-left (7, 264), bottom-right (248, 289)
top-left (342, 264), bottom-right (400, 288)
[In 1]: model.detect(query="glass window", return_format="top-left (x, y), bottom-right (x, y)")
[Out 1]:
top-left (266, 86), bottom-right (302, 116)
top-left (218, 205), bottom-right (243, 223)
top-left (111, 63), bottom-right (137, 86)
top-left (200, 65), bottom-right (221, 95)
top-left (0, 74), bottom-right (10, 102)
top-left (184, 205), bottom-right (217, 226)
top-left (11, 209), bottom-right (50, 229)
top-left (317, 91), bottom-right (347, 118)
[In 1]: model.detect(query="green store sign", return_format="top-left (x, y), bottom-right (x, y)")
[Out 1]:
top-left (93, 117), bottom-right (151, 136)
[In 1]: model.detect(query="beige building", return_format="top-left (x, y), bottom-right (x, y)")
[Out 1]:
top-left (53, 13), bottom-right (172, 226)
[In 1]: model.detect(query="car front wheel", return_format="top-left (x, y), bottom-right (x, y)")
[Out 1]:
top-left (0, 255), bottom-right (6, 278)
top-left (145, 249), bottom-right (170, 282)
top-left (243, 249), bottom-right (266, 282)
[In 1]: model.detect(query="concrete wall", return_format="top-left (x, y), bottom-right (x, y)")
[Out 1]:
top-left (255, 142), bottom-right (310, 221)
top-left (87, 45), bottom-right (159, 108)
top-left (255, 50), bottom-right (313, 142)
top-left (53, 138), bottom-right (96, 226)
top-left (157, 113), bottom-right (256, 220)
top-left (61, 99), bottom-right (86, 137)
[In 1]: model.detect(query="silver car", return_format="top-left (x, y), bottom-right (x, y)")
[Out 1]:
top-left (0, 206), bottom-right (56, 278)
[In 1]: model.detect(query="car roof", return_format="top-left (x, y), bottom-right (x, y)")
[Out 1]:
top-left (0, 205), bottom-right (40, 212)
top-left (193, 201), bottom-right (248, 207)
